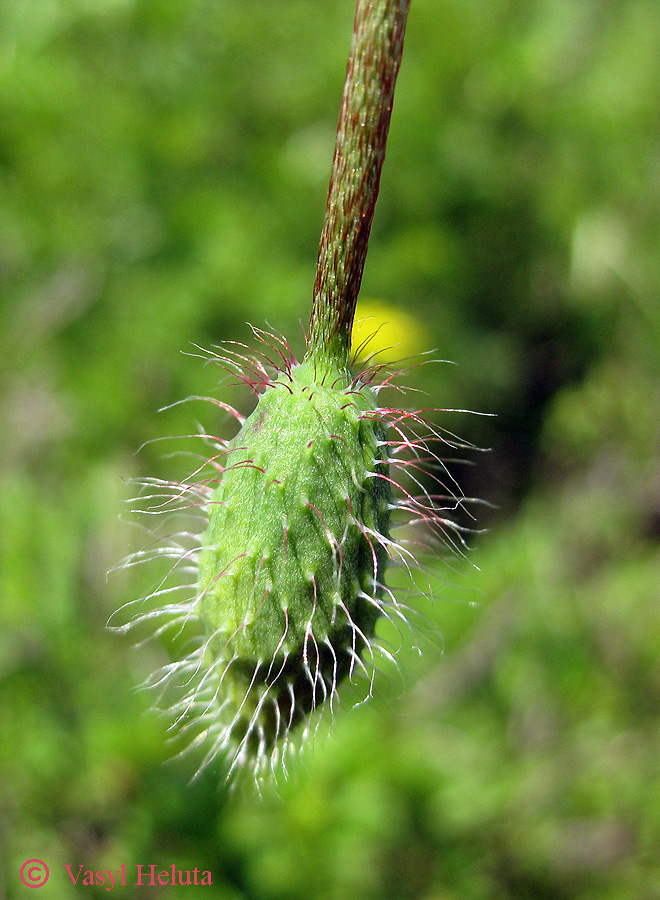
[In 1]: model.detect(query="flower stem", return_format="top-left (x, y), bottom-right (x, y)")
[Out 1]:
top-left (307, 0), bottom-right (410, 367)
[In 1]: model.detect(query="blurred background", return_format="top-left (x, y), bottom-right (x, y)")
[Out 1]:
top-left (1, 0), bottom-right (659, 897)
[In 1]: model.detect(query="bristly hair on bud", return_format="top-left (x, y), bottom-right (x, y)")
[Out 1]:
top-left (110, 0), bottom-right (481, 785)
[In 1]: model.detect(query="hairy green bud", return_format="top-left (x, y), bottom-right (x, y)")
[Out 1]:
top-left (112, 333), bottom-right (470, 782)
top-left (196, 357), bottom-right (390, 769)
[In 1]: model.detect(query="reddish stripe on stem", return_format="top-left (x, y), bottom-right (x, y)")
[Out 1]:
top-left (308, 0), bottom-right (411, 365)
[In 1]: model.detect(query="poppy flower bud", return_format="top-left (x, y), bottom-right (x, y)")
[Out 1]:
top-left (196, 356), bottom-right (390, 773)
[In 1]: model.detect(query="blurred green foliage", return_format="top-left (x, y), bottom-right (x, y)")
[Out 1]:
top-left (1, 0), bottom-right (659, 897)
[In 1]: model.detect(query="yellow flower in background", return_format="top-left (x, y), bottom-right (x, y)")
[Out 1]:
top-left (352, 299), bottom-right (427, 363)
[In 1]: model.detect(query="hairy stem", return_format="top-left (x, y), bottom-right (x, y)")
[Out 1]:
top-left (307, 0), bottom-right (411, 366)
